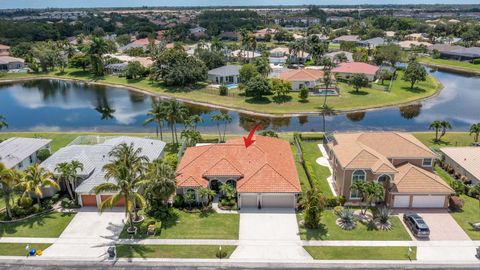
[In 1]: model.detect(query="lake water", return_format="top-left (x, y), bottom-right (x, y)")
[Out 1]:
top-left (0, 69), bottom-right (478, 134)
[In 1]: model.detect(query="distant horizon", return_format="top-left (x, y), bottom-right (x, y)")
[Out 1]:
top-left (1, 0), bottom-right (479, 10)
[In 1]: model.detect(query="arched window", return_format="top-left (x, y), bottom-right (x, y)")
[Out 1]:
top-left (350, 170), bottom-right (366, 199)
top-left (377, 174), bottom-right (391, 183)
top-left (226, 179), bottom-right (236, 188)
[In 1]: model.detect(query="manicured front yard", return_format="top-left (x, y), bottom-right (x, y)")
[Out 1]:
top-left (304, 246), bottom-right (416, 260)
top-left (298, 210), bottom-right (411, 241)
top-left (299, 141), bottom-right (333, 196)
top-left (116, 244), bottom-right (236, 258)
top-left (0, 243), bottom-right (52, 256)
top-left (0, 212), bottom-right (75, 238)
top-left (119, 210), bottom-right (239, 239)
top-left (450, 195), bottom-right (480, 240)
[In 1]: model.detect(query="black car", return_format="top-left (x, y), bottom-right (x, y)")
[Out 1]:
top-left (403, 213), bottom-right (430, 238)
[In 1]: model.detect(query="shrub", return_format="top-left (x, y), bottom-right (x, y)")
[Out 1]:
top-left (454, 172), bottom-right (461, 179)
top-left (449, 196), bottom-right (464, 211)
top-left (377, 207), bottom-right (391, 224)
top-left (219, 85), bottom-right (228, 96)
top-left (17, 196), bottom-right (33, 208)
top-left (468, 183), bottom-right (480, 199)
top-left (61, 198), bottom-right (81, 209)
top-left (333, 206), bottom-right (344, 216)
top-left (165, 154), bottom-right (178, 169)
top-left (450, 180), bottom-right (466, 195)
top-left (326, 196), bottom-right (346, 207)
top-left (298, 86), bottom-right (309, 102)
top-left (473, 58), bottom-right (480, 65)
top-left (173, 195), bottom-right (184, 208)
top-left (36, 149), bottom-right (51, 162)
top-left (215, 246), bottom-right (228, 259)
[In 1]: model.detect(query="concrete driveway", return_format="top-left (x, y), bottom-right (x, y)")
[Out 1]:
top-left (230, 208), bottom-right (312, 261)
top-left (42, 208), bottom-right (125, 259)
top-left (397, 209), bottom-right (470, 241)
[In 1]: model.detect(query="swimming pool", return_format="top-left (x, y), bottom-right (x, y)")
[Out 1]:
top-left (225, 84), bottom-right (238, 89)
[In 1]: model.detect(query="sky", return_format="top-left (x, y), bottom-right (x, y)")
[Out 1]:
top-left (0, 0), bottom-right (479, 9)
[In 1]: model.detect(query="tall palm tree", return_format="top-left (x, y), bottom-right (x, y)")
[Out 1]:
top-left (440, 120), bottom-right (452, 140)
top-left (211, 113), bottom-right (232, 142)
top-left (21, 164), bottom-right (59, 206)
top-left (0, 163), bottom-right (22, 219)
top-left (143, 159), bottom-right (176, 204)
top-left (299, 188), bottom-right (325, 228)
top-left (94, 143), bottom-right (149, 232)
top-left (429, 120), bottom-right (443, 141)
top-left (0, 115), bottom-right (8, 131)
top-left (322, 71), bottom-right (332, 107)
top-left (239, 29), bottom-right (251, 62)
top-left (470, 123), bottom-right (480, 143)
top-left (198, 187), bottom-right (216, 209)
top-left (211, 36), bottom-right (224, 52)
top-left (163, 99), bottom-right (189, 144)
top-left (88, 37), bottom-right (109, 76)
top-left (55, 162), bottom-right (74, 201)
top-left (186, 115), bottom-right (203, 131)
top-left (143, 101), bottom-right (166, 140)
top-left (55, 161), bottom-right (84, 201)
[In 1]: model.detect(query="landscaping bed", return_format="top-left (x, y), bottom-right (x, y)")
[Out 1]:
top-left (297, 210), bottom-right (411, 241)
top-left (116, 244), bottom-right (236, 259)
top-left (0, 212), bottom-right (75, 237)
top-left (0, 243), bottom-right (52, 256)
top-left (304, 246), bottom-right (416, 260)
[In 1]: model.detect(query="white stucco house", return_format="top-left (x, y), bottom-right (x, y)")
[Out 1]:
top-left (207, 65), bottom-right (241, 85)
top-left (0, 137), bottom-right (51, 171)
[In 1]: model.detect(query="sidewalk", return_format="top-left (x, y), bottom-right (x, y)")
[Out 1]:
top-left (315, 144), bottom-right (337, 196)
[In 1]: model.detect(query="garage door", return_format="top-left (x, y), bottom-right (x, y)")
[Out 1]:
top-left (412, 195), bottom-right (446, 208)
top-left (240, 194), bottom-right (257, 208)
top-left (81, 195), bottom-right (97, 207)
top-left (262, 194), bottom-right (294, 208)
top-left (100, 195), bottom-right (126, 206)
top-left (393, 195), bottom-right (410, 208)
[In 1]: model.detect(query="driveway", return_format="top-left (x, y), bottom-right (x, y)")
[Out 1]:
top-left (42, 208), bottom-right (125, 259)
top-left (396, 209), bottom-right (470, 241)
top-left (230, 208), bottom-right (312, 261)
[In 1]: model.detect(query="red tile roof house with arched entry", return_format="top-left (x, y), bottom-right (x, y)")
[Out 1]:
top-left (324, 132), bottom-right (454, 209)
top-left (175, 136), bottom-right (301, 209)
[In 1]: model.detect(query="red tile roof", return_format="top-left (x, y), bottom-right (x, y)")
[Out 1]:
top-left (176, 136), bottom-right (301, 193)
top-left (332, 62), bottom-right (379, 75)
top-left (278, 69), bottom-right (324, 81)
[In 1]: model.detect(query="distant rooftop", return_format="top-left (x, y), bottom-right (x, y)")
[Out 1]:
top-left (0, 137), bottom-right (51, 169)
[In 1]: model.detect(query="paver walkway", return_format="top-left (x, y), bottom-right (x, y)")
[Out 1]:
top-left (230, 208), bottom-right (312, 261)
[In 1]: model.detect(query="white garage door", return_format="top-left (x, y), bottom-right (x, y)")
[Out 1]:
top-left (262, 194), bottom-right (294, 208)
top-left (412, 195), bottom-right (446, 208)
top-left (240, 194), bottom-right (257, 208)
top-left (393, 195), bottom-right (410, 208)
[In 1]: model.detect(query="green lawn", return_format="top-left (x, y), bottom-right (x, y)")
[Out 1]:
top-left (299, 141), bottom-right (333, 196)
top-left (116, 244), bottom-right (236, 258)
top-left (297, 210), bottom-right (411, 241)
top-left (419, 57), bottom-right (480, 75)
top-left (0, 212), bottom-right (75, 237)
top-left (0, 243), bottom-right (52, 256)
top-left (0, 68), bottom-right (441, 115)
top-left (119, 210), bottom-right (239, 239)
top-left (450, 195), bottom-right (480, 240)
top-left (304, 246), bottom-right (416, 260)
top-left (412, 132), bottom-right (475, 150)
top-left (291, 144), bottom-right (311, 191)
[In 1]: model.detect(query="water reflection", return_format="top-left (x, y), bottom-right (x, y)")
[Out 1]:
top-left (399, 104), bottom-right (422, 120)
top-left (346, 112), bottom-right (366, 122)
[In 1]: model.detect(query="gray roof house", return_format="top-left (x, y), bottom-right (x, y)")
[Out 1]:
top-left (357, 37), bottom-right (386, 48)
top-left (207, 65), bottom-right (242, 85)
top-left (439, 47), bottom-right (480, 62)
top-left (41, 136), bottom-right (166, 207)
top-left (0, 137), bottom-right (51, 170)
top-left (324, 51), bottom-right (354, 63)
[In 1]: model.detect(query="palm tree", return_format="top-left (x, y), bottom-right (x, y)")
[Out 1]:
top-left (143, 158), bottom-right (176, 204)
top-left (181, 129), bottom-right (202, 146)
top-left (440, 120), bottom-right (452, 140)
top-left (0, 163), bottom-right (22, 219)
top-left (186, 115), bottom-right (203, 131)
top-left (470, 123), bottom-right (480, 143)
top-left (239, 29), bottom-right (251, 62)
top-left (0, 115), bottom-right (8, 131)
top-left (198, 187), bottom-right (216, 209)
top-left (299, 188), bottom-right (325, 228)
top-left (429, 120), bottom-right (443, 141)
top-left (55, 162), bottom-right (74, 201)
top-left (211, 37), bottom-right (224, 52)
top-left (88, 37), bottom-right (109, 76)
top-left (364, 182), bottom-right (385, 212)
top-left (55, 161), bottom-right (84, 201)
top-left (164, 99), bottom-right (189, 144)
top-left (219, 183), bottom-right (236, 201)
top-left (211, 113), bottom-right (232, 142)
top-left (21, 164), bottom-right (59, 206)
top-left (322, 71), bottom-right (332, 107)
top-left (144, 101), bottom-right (166, 140)
top-left (350, 180), bottom-right (367, 214)
top-left (94, 143), bottom-right (149, 233)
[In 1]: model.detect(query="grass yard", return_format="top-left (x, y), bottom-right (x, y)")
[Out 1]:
top-left (116, 244), bottom-right (236, 258)
top-left (304, 246), bottom-right (416, 260)
top-left (291, 144), bottom-right (311, 191)
top-left (0, 212), bottom-right (75, 238)
top-left (419, 57), bottom-right (480, 75)
top-left (0, 243), bottom-right (52, 256)
top-left (299, 141), bottom-right (333, 196)
top-left (119, 210), bottom-right (239, 239)
top-left (297, 210), bottom-right (411, 241)
top-left (450, 195), bottom-right (480, 240)
top-left (412, 132), bottom-right (475, 150)
top-left (0, 68), bottom-right (441, 115)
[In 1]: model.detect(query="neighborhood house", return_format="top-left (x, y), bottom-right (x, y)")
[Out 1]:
top-left (0, 137), bottom-right (51, 171)
top-left (0, 56), bottom-right (25, 71)
top-left (332, 62), bottom-right (380, 81)
top-left (207, 65), bottom-right (241, 85)
top-left (277, 69), bottom-right (326, 91)
top-left (440, 147), bottom-right (480, 184)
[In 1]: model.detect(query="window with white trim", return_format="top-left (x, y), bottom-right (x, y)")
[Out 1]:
top-left (422, 158), bottom-right (433, 167)
top-left (350, 170), bottom-right (366, 199)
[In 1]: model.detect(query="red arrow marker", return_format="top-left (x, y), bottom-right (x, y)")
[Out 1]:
top-left (243, 124), bottom-right (261, 148)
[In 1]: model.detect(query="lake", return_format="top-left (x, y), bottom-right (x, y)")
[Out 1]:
top-left (0, 69), bottom-right (478, 134)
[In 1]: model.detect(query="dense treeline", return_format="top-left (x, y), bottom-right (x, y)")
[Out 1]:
top-left (197, 10), bottom-right (263, 35)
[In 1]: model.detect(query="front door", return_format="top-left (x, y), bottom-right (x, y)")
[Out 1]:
top-left (210, 180), bottom-right (220, 193)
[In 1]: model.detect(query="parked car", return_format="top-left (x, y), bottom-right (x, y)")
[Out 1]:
top-left (403, 213), bottom-right (430, 238)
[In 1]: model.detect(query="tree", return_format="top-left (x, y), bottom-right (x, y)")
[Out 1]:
top-left (0, 163), bottom-right (22, 219)
top-left (429, 120), bottom-right (443, 141)
top-left (116, 34), bottom-right (132, 46)
top-left (88, 37), bottom-right (109, 76)
top-left (299, 188), bottom-right (325, 228)
top-left (470, 123), bottom-right (480, 143)
top-left (239, 63), bottom-right (259, 84)
top-left (198, 187), bottom-right (216, 209)
top-left (181, 129), bottom-right (202, 146)
top-left (164, 99), bottom-right (189, 144)
top-left (244, 75), bottom-right (270, 99)
top-left (378, 68), bottom-right (393, 85)
top-left (439, 120), bottom-right (452, 140)
top-left (334, 53), bottom-right (348, 64)
top-left (124, 61), bottom-right (145, 79)
top-left (270, 78), bottom-right (291, 102)
top-left (143, 101), bottom-right (166, 140)
top-left (196, 49), bottom-right (225, 70)
top-left (20, 164), bottom-right (59, 206)
top-left (352, 48), bottom-right (369, 63)
top-left (403, 60), bottom-right (427, 89)
top-left (219, 183), bottom-right (236, 201)
top-left (253, 57), bottom-right (272, 77)
top-left (298, 86), bottom-right (309, 102)
top-left (55, 161), bottom-right (84, 202)
top-left (351, 74), bottom-right (369, 93)
top-left (322, 71), bottom-right (332, 107)
top-left (374, 44), bottom-right (401, 66)
top-left (185, 115), bottom-right (203, 131)
top-left (211, 113), bottom-right (232, 142)
top-left (144, 158), bottom-right (176, 205)
top-left (219, 85), bottom-right (228, 96)
top-left (69, 53), bottom-right (90, 71)
top-left (0, 115), bottom-right (7, 131)
top-left (152, 48), bottom-right (207, 86)
top-left (363, 182), bottom-right (385, 215)
top-left (94, 143), bottom-right (149, 233)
